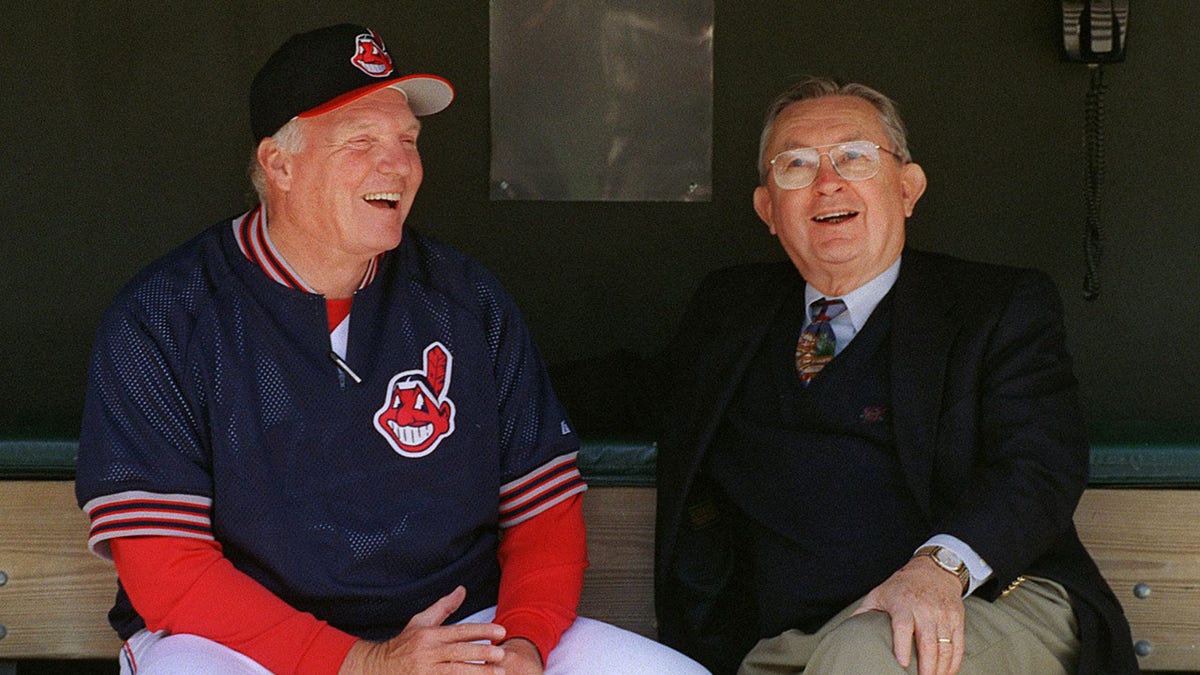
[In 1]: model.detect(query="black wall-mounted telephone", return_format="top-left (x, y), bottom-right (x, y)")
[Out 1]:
top-left (1062, 0), bottom-right (1129, 63)
top-left (1062, 1), bottom-right (1129, 300)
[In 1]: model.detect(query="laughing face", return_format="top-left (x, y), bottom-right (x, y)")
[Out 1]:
top-left (753, 95), bottom-right (927, 295)
top-left (262, 86), bottom-right (423, 263)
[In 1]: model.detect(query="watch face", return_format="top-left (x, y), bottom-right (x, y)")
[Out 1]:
top-left (936, 548), bottom-right (963, 568)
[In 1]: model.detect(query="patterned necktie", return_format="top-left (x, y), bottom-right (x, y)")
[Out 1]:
top-left (795, 298), bottom-right (846, 386)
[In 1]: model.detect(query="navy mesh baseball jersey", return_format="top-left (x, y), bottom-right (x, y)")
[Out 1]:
top-left (75, 209), bottom-right (586, 640)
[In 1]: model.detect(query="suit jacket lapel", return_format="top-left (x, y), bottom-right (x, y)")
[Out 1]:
top-left (890, 251), bottom-right (960, 519)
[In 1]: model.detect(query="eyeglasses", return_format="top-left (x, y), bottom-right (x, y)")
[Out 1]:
top-left (768, 140), bottom-right (903, 190)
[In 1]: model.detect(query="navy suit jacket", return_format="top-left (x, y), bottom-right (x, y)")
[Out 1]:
top-left (654, 249), bottom-right (1137, 674)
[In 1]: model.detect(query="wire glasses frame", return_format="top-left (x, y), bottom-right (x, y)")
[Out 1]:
top-left (768, 140), bottom-right (903, 190)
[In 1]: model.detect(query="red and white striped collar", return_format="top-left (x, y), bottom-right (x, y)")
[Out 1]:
top-left (232, 205), bottom-right (379, 294)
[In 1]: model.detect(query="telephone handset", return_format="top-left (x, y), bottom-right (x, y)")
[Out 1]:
top-left (1062, 1), bottom-right (1128, 299)
top-left (1062, 0), bottom-right (1128, 63)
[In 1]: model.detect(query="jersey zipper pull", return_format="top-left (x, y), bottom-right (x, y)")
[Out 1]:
top-left (328, 351), bottom-right (363, 385)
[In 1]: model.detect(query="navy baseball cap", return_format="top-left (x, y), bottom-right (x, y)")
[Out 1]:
top-left (250, 23), bottom-right (454, 141)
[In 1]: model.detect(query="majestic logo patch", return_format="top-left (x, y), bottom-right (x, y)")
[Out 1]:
top-left (351, 29), bottom-right (394, 78)
top-left (374, 342), bottom-right (456, 457)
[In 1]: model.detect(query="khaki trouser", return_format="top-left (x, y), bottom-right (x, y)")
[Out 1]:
top-left (740, 576), bottom-right (1079, 674)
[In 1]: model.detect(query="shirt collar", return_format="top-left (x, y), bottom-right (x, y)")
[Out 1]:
top-left (804, 255), bottom-right (902, 332)
top-left (232, 205), bottom-right (379, 294)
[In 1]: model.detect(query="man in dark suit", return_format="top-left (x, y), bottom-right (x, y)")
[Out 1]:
top-left (654, 77), bottom-right (1137, 674)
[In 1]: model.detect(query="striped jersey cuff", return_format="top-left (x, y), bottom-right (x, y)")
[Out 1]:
top-left (83, 491), bottom-right (214, 560)
top-left (498, 452), bottom-right (587, 528)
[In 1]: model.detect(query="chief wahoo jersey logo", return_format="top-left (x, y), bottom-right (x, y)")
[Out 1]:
top-left (373, 342), bottom-right (456, 457)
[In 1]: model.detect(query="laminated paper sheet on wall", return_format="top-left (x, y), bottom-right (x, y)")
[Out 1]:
top-left (490, 0), bottom-right (713, 202)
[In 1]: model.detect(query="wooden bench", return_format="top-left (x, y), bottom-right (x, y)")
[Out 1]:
top-left (3, 434), bottom-right (1199, 671)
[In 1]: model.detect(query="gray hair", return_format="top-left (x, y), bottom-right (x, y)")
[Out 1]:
top-left (248, 117), bottom-right (307, 201)
top-left (757, 77), bottom-right (912, 184)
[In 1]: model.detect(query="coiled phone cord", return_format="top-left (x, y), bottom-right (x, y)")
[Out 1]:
top-left (1083, 64), bottom-right (1106, 301)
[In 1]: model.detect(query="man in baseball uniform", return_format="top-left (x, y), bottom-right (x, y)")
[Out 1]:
top-left (75, 23), bottom-right (706, 675)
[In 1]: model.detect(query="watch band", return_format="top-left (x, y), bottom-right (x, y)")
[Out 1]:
top-left (915, 545), bottom-right (970, 593)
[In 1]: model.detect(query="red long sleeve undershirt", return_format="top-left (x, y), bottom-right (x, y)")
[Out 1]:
top-left (110, 494), bottom-right (586, 674)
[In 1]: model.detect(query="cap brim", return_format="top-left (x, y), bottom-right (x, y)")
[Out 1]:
top-left (297, 73), bottom-right (455, 120)
top-left (390, 75), bottom-right (455, 116)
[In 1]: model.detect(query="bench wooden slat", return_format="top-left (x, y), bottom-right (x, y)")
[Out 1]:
top-left (1076, 489), bottom-right (1200, 671)
top-left (579, 486), bottom-right (656, 637)
top-left (0, 481), bottom-right (121, 659)
top-left (4, 481), bottom-right (1200, 672)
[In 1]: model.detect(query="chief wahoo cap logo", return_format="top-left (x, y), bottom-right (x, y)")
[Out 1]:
top-left (351, 29), bottom-right (394, 78)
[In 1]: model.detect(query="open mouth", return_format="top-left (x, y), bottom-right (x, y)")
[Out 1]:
top-left (812, 210), bottom-right (859, 224)
top-left (363, 192), bottom-right (401, 210)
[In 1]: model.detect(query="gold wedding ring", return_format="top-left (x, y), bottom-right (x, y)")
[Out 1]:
top-left (937, 637), bottom-right (953, 644)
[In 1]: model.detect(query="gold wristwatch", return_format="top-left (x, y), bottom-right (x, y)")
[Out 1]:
top-left (915, 545), bottom-right (970, 593)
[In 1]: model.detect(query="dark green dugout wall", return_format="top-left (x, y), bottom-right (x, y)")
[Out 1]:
top-left (2, 2), bottom-right (1196, 437)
